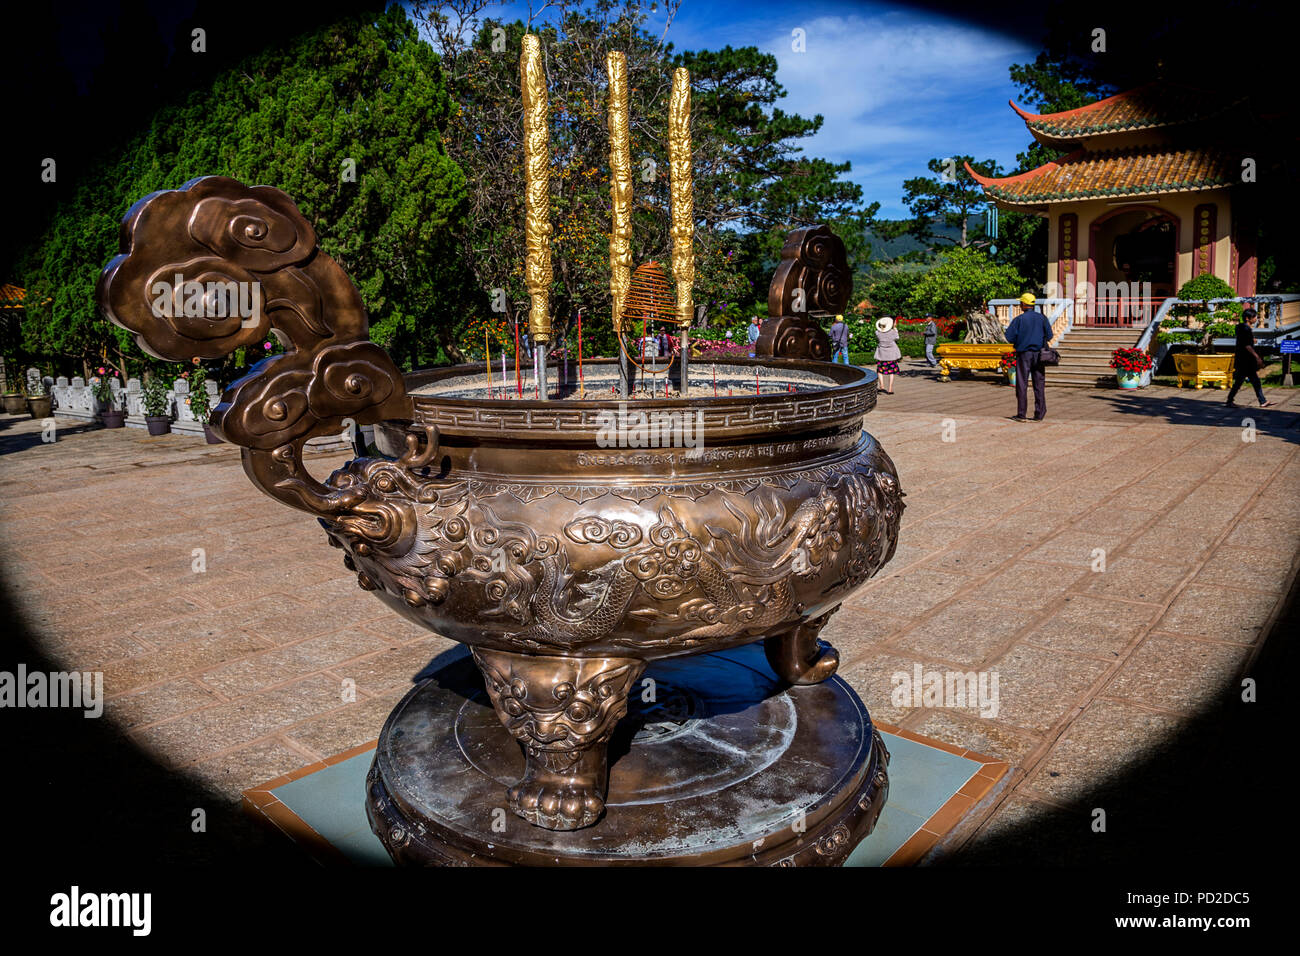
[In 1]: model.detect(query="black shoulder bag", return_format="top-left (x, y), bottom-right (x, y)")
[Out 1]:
top-left (1038, 315), bottom-right (1060, 365)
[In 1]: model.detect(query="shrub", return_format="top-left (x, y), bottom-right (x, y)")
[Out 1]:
top-left (142, 378), bottom-right (172, 418)
top-left (185, 366), bottom-right (212, 424)
top-left (907, 247), bottom-right (1025, 316)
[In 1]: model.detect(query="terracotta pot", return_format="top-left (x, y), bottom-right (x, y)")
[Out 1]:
top-left (2, 392), bottom-right (26, 415)
top-left (27, 396), bottom-right (52, 419)
top-left (100, 409), bottom-right (125, 428)
top-left (145, 415), bottom-right (172, 436)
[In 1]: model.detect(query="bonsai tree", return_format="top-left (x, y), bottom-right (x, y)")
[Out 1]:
top-left (142, 378), bottom-right (171, 419)
top-left (1159, 301), bottom-right (1242, 352)
top-left (1159, 276), bottom-right (1242, 352)
top-left (1175, 273), bottom-right (1236, 316)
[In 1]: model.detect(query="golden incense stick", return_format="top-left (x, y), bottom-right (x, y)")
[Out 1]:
top-left (668, 67), bottom-right (694, 331)
top-left (521, 34), bottom-right (552, 348)
top-left (607, 51), bottom-right (633, 335)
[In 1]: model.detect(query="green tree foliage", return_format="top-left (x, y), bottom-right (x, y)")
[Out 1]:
top-left (907, 247), bottom-right (1025, 316)
top-left (877, 156), bottom-right (1000, 250)
top-left (414, 0), bottom-right (873, 356)
top-left (991, 209), bottom-right (1049, 289)
top-left (19, 6), bottom-right (470, 379)
top-left (858, 266), bottom-right (926, 318)
top-left (992, 20), bottom-right (1116, 288)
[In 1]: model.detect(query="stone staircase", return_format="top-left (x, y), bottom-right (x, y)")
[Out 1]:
top-left (1050, 327), bottom-right (1141, 387)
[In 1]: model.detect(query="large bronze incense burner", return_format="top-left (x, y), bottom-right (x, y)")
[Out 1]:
top-left (97, 38), bottom-right (904, 866)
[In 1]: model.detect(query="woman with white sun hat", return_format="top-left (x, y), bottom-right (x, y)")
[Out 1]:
top-left (874, 315), bottom-right (902, 394)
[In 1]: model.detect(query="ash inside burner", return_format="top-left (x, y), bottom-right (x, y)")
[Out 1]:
top-left (408, 363), bottom-right (848, 401)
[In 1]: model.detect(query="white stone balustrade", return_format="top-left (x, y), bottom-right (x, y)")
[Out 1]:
top-left (46, 372), bottom-right (356, 449)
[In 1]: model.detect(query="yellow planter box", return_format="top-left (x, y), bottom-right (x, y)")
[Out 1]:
top-left (1173, 353), bottom-right (1234, 389)
top-left (935, 343), bottom-right (1012, 382)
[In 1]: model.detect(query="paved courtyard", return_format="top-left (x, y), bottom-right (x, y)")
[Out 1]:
top-left (2, 362), bottom-right (1297, 864)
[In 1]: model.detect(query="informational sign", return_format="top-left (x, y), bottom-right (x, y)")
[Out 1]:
top-left (1280, 340), bottom-right (1300, 354)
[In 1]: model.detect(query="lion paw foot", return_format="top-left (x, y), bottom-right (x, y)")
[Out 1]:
top-left (508, 775), bottom-right (605, 831)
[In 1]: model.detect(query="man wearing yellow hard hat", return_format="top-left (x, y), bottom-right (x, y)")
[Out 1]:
top-left (1003, 292), bottom-right (1053, 422)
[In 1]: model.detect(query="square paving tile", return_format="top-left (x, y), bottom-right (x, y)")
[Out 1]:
top-left (1019, 595), bottom-right (1156, 659)
top-left (848, 566), bottom-right (979, 618)
top-left (1022, 698), bottom-right (1189, 806)
top-left (1077, 555), bottom-right (1189, 605)
top-left (974, 562), bottom-right (1086, 611)
top-left (980, 643), bottom-right (1111, 734)
top-left (1157, 584), bottom-right (1279, 644)
top-left (889, 599), bottom-right (1039, 666)
top-left (1102, 633), bottom-right (1250, 714)
top-left (1194, 546), bottom-right (1296, 594)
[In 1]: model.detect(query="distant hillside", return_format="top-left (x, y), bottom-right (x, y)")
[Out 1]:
top-left (861, 219), bottom-right (970, 263)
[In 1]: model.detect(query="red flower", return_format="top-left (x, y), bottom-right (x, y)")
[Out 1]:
top-left (1109, 347), bottom-right (1153, 373)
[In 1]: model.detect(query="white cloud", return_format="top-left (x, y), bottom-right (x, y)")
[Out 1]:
top-left (723, 9), bottom-right (1038, 214)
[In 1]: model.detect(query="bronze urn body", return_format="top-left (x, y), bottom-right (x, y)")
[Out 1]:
top-left (98, 176), bottom-right (904, 864)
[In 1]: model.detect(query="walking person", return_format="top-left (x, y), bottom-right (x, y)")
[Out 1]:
top-left (1003, 293), bottom-right (1052, 422)
top-left (830, 314), bottom-right (850, 364)
top-left (874, 315), bottom-right (901, 394)
top-left (746, 315), bottom-right (762, 357)
top-left (1226, 307), bottom-right (1274, 408)
top-left (923, 314), bottom-right (939, 367)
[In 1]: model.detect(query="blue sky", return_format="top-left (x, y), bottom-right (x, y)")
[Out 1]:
top-left (450, 1), bottom-right (1041, 218)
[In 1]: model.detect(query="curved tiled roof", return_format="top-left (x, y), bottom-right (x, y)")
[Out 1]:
top-left (0, 283), bottom-right (25, 310)
top-left (964, 146), bottom-right (1235, 205)
top-left (1010, 82), bottom-right (1239, 144)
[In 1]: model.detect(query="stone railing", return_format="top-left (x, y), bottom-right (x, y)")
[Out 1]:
top-left (48, 376), bottom-right (122, 419)
top-left (986, 298), bottom-right (1074, 344)
top-left (49, 370), bottom-right (354, 449)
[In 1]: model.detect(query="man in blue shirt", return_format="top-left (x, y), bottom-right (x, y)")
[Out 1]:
top-left (746, 316), bottom-right (762, 357)
top-left (1003, 293), bottom-right (1053, 422)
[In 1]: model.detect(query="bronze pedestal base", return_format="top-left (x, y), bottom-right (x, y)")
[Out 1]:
top-left (365, 645), bottom-right (889, 866)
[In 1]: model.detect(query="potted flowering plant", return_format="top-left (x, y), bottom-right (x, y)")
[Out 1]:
top-left (92, 367), bottom-right (125, 427)
top-left (142, 377), bottom-right (173, 435)
top-left (1109, 347), bottom-right (1153, 389)
top-left (997, 350), bottom-right (1017, 385)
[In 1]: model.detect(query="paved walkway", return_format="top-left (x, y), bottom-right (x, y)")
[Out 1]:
top-left (2, 366), bottom-right (1297, 863)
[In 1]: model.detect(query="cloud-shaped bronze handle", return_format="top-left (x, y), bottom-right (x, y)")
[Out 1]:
top-left (97, 176), bottom-right (416, 535)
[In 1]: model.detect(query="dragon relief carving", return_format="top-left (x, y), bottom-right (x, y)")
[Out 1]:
top-left (322, 447), bottom-right (904, 655)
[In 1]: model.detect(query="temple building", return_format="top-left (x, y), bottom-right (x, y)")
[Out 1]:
top-left (967, 81), bottom-right (1251, 327)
